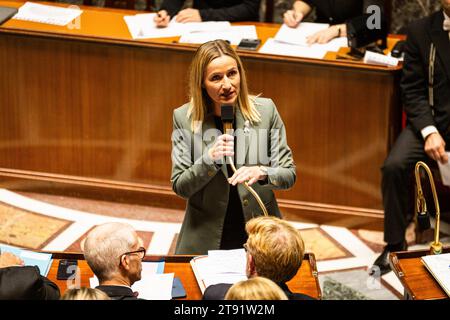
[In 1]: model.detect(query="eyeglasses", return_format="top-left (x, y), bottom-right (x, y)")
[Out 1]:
top-left (119, 247), bottom-right (146, 265)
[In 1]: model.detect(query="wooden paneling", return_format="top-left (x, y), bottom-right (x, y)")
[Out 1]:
top-left (0, 1), bottom-right (403, 228)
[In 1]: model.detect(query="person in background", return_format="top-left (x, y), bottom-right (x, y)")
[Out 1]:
top-left (0, 251), bottom-right (60, 300)
top-left (83, 222), bottom-right (145, 300)
top-left (154, 0), bottom-right (261, 27)
top-left (225, 276), bottom-right (289, 300)
top-left (283, 0), bottom-right (385, 44)
top-left (61, 287), bottom-right (111, 300)
top-left (203, 216), bottom-right (314, 300)
top-left (370, 0), bottom-right (450, 276)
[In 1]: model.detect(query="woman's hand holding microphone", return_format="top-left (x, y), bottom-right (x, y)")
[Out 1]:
top-left (208, 134), bottom-right (267, 186)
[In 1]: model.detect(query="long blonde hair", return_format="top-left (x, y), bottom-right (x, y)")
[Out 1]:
top-left (187, 40), bottom-right (261, 132)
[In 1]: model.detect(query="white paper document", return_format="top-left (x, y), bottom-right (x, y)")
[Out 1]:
top-left (124, 14), bottom-right (233, 40)
top-left (179, 25), bottom-right (257, 45)
top-left (259, 37), bottom-right (347, 59)
top-left (437, 152), bottom-right (450, 186)
top-left (89, 261), bottom-right (173, 300)
top-left (363, 50), bottom-right (399, 67)
top-left (13, 2), bottom-right (82, 26)
top-left (421, 253), bottom-right (450, 297)
top-left (190, 249), bottom-right (247, 293)
top-left (124, 13), bottom-right (182, 39)
top-left (274, 22), bottom-right (330, 46)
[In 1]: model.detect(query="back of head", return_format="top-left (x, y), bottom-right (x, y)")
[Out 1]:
top-left (225, 277), bottom-right (288, 300)
top-left (83, 222), bottom-right (137, 282)
top-left (245, 216), bottom-right (305, 284)
top-left (61, 287), bottom-right (110, 300)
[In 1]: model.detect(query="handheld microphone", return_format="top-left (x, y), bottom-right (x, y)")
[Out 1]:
top-left (221, 105), bottom-right (234, 135)
top-left (220, 105), bottom-right (268, 216)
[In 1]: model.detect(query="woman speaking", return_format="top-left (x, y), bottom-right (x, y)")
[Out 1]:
top-left (171, 40), bottom-right (296, 254)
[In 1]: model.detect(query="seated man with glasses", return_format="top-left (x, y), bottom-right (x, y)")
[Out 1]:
top-left (203, 216), bottom-right (314, 300)
top-left (83, 222), bottom-right (145, 300)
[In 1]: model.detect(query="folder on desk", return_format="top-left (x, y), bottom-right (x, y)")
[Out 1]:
top-left (421, 253), bottom-right (450, 297)
top-left (190, 249), bottom-right (247, 294)
top-left (0, 6), bottom-right (18, 25)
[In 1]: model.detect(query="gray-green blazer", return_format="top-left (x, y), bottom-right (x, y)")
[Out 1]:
top-left (171, 97), bottom-right (296, 254)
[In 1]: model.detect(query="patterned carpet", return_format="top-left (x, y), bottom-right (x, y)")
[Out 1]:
top-left (2, 188), bottom-right (447, 300)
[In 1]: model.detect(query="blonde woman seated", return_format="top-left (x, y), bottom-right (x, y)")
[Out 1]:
top-left (61, 287), bottom-right (110, 300)
top-left (225, 277), bottom-right (288, 300)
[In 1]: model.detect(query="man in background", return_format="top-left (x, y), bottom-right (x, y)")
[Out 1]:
top-left (84, 222), bottom-right (145, 300)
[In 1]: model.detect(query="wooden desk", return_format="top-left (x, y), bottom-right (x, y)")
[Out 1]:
top-left (390, 248), bottom-right (450, 300)
top-left (46, 252), bottom-right (322, 300)
top-left (0, 0), bottom-right (402, 229)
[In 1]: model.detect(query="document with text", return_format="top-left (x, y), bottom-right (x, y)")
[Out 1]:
top-left (13, 2), bottom-right (82, 26)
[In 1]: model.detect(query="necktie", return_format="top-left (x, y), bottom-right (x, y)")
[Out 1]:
top-left (444, 17), bottom-right (450, 31)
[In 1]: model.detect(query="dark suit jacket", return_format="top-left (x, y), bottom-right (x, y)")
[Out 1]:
top-left (95, 286), bottom-right (142, 300)
top-left (0, 266), bottom-right (60, 300)
top-left (160, 0), bottom-right (261, 22)
top-left (401, 10), bottom-right (450, 136)
top-left (96, 285), bottom-right (140, 300)
top-left (202, 282), bottom-right (316, 300)
top-left (303, 0), bottom-right (385, 24)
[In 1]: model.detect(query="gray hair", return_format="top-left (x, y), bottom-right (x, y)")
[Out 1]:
top-left (83, 222), bottom-right (138, 282)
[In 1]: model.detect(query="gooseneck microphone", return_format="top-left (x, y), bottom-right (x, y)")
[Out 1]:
top-left (221, 105), bottom-right (268, 216)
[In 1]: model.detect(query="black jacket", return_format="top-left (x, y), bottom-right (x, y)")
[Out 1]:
top-left (0, 266), bottom-right (60, 300)
top-left (96, 285), bottom-right (140, 300)
top-left (160, 0), bottom-right (261, 22)
top-left (202, 282), bottom-right (316, 300)
top-left (402, 10), bottom-right (450, 136)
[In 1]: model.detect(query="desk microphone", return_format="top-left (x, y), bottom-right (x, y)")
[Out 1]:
top-left (221, 105), bottom-right (268, 216)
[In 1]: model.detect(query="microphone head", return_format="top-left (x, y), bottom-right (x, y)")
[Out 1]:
top-left (221, 105), bottom-right (234, 122)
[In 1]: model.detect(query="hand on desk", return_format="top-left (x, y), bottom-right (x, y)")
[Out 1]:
top-left (307, 24), bottom-right (342, 44)
top-left (154, 10), bottom-right (170, 27)
top-left (0, 252), bottom-right (24, 268)
top-left (175, 8), bottom-right (202, 23)
top-left (283, 10), bottom-right (303, 28)
top-left (425, 132), bottom-right (448, 164)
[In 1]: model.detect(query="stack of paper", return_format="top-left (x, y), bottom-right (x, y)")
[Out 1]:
top-left (421, 253), bottom-right (450, 297)
top-left (190, 248), bottom-right (247, 294)
top-left (124, 13), bottom-right (184, 39)
top-left (89, 261), bottom-right (175, 300)
top-left (179, 25), bottom-right (257, 45)
top-left (259, 22), bottom-right (348, 59)
top-left (0, 244), bottom-right (53, 276)
top-left (123, 14), bottom-right (257, 45)
top-left (363, 50), bottom-right (399, 67)
top-left (13, 2), bottom-right (83, 26)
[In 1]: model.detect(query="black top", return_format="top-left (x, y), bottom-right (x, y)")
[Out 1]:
top-left (203, 282), bottom-right (316, 300)
top-left (401, 10), bottom-right (450, 135)
top-left (213, 116), bottom-right (248, 250)
top-left (303, 0), bottom-right (384, 24)
top-left (96, 285), bottom-right (140, 300)
top-left (0, 266), bottom-right (60, 300)
top-left (160, 0), bottom-right (261, 22)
